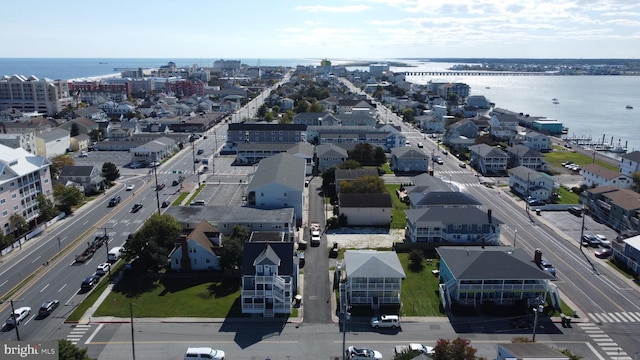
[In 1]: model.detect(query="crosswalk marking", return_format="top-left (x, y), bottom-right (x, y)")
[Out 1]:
top-left (67, 324), bottom-right (92, 345)
top-left (587, 311), bottom-right (640, 323)
top-left (578, 322), bottom-right (632, 359)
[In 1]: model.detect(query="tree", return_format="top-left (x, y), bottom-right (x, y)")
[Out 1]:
top-left (50, 155), bottom-right (75, 179)
top-left (402, 108), bottom-right (415, 123)
top-left (279, 110), bottom-right (294, 124)
top-left (219, 225), bottom-right (250, 271)
top-left (101, 162), bottom-right (120, 183)
top-left (0, 232), bottom-right (14, 250)
top-left (263, 111), bottom-right (274, 122)
top-left (339, 176), bottom-right (385, 194)
top-left (374, 146), bottom-right (387, 166)
top-left (37, 194), bottom-right (58, 222)
top-left (53, 184), bottom-right (84, 214)
top-left (295, 99), bottom-right (309, 113)
top-left (88, 128), bottom-right (102, 142)
top-left (121, 213), bottom-right (182, 271)
top-left (257, 104), bottom-right (268, 118)
top-left (338, 160), bottom-right (362, 170)
top-left (631, 171), bottom-right (640, 192)
top-left (432, 337), bottom-right (486, 360)
top-left (348, 143), bottom-right (375, 165)
top-left (58, 339), bottom-right (96, 360)
top-left (9, 213), bottom-right (29, 238)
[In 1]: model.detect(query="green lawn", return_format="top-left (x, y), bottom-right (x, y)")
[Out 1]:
top-left (555, 186), bottom-right (580, 204)
top-left (386, 184), bottom-right (409, 229)
top-left (397, 252), bottom-right (445, 317)
top-left (544, 151), bottom-right (618, 172)
top-left (93, 273), bottom-right (244, 318)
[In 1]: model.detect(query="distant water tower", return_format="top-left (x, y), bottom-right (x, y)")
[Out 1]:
top-left (321, 58), bottom-right (332, 77)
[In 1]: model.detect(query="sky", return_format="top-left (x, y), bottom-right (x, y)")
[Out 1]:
top-left (2, 0), bottom-right (640, 59)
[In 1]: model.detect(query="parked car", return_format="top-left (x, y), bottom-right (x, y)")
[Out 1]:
top-left (370, 314), bottom-right (400, 329)
top-left (38, 300), bottom-right (60, 317)
top-left (583, 234), bottom-right (600, 247)
top-left (568, 206), bottom-right (583, 217)
top-left (131, 203), bottom-right (143, 213)
top-left (6, 307), bottom-right (31, 326)
top-left (394, 343), bottom-right (434, 356)
top-left (81, 275), bottom-right (100, 290)
top-left (540, 259), bottom-right (556, 277)
top-left (162, 199), bottom-right (171, 208)
top-left (197, 149), bottom-right (204, 155)
top-left (126, 184), bottom-right (135, 191)
top-left (108, 196), bottom-right (121, 207)
top-left (595, 234), bottom-right (610, 247)
top-left (595, 248), bottom-right (613, 258)
top-left (346, 346), bottom-right (383, 360)
top-left (96, 263), bottom-right (111, 276)
top-left (417, 142), bottom-right (424, 148)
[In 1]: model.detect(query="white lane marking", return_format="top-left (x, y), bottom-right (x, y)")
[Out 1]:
top-left (40, 283), bottom-right (50, 292)
top-left (85, 324), bottom-right (103, 344)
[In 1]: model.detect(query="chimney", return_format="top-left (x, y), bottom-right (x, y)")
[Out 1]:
top-left (534, 248), bottom-right (542, 265)
top-left (180, 235), bottom-right (191, 271)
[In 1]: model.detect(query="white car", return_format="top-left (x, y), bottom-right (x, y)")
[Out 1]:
top-left (595, 234), bottom-right (611, 247)
top-left (96, 263), bottom-right (111, 276)
top-left (184, 347), bottom-right (225, 360)
top-left (126, 184), bottom-right (135, 191)
top-left (6, 306), bottom-right (31, 326)
top-left (346, 346), bottom-right (383, 360)
top-left (370, 314), bottom-right (400, 328)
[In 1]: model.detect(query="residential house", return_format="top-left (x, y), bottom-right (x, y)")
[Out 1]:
top-left (505, 145), bottom-right (547, 171)
top-left (488, 112), bottom-right (518, 140)
top-left (293, 111), bottom-right (340, 127)
top-left (619, 151), bottom-right (640, 177)
top-left (465, 95), bottom-right (491, 109)
top-left (236, 143), bottom-right (292, 165)
top-left (508, 166), bottom-right (555, 201)
top-left (335, 168), bottom-right (379, 194)
top-left (582, 186), bottom-right (640, 232)
top-left (164, 206), bottom-right (296, 240)
top-left (444, 119), bottom-right (478, 150)
top-left (247, 153), bottom-right (306, 222)
top-left (316, 144), bottom-right (349, 172)
top-left (341, 250), bottom-right (406, 308)
top-left (408, 191), bottom-right (483, 210)
top-left (405, 208), bottom-right (502, 245)
top-left (336, 99), bottom-right (375, 115)
top-left (612, 235), bottom-right (640, 276)
top-left (35, 128), bottom-right (70, 158)
top-left (58, 165), bottom-right (103, 194)
top-left (338, 193), bottom-right (392, 226)
top-left (468, 144), bottom-right (509, 175)
top-left (436, 247), bottom-right (558, 310)
top-left (130, 136), bottom-right (178, 164)
top-left (286, 142), bottom-right (314, 176)
top-left (70, 134), bottom-right (91, 152)
top-left (59, 117), bottom-right (99, 136)
top-left (241, 242), bottom-right (298, 317)
top-left (390, 147), bottom-right (429, 173)
top-left (522, 131), bottom-right (551, 152)
top-left (0, 144), bottom-right (53, 235)
top-left (227, 123), bottom-right (306, 148)
top-left (416, 115), bottom-right (445, 134)
top-left (336, 111), bottom-right (377, 127)
top-left (0, 133), bottom-right (31, 153)
top-left (169, 221), bottom-right (222, 271)
top-left (581, 164), bottom-right (633, 189)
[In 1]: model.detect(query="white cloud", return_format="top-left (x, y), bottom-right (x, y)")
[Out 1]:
top-left (295, 5), bottom-right (370, 13)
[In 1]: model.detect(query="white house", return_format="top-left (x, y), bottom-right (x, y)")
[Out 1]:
top-left (247, 153), bottom-right (306, 222)
top-left (341, 250), bottom-right (406, 308)
top-left (390, 147), bottom-right (429, 173)
top-left (468, 144), bottom-right (509, 175)
top-left (338, 193), bottom-right (392, 226)
top-left (316, 144), bottom-right (348, 172)
top-left (405, 207), bottom-right (502, 245)
top-left (522, 131), bottom-right (551, 152)
top-left (581, 163), bottom-right (633, 189)
top-left (619, 151), bottom-right (640, 177)
top-left (169, 221), bottom-right (222, 272)
top-left (35, 128), bottom-right (70, 157)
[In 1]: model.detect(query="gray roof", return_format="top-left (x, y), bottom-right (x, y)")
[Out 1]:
top-left (621, 150), bottom-right (640, 163)
top-left (469, 143), bottom-right (508, 158)
top-left (345, 250), bottom-right (406, 279)
top-left (437, 246), bottom-right (555, 280)
top-left (59, 165), bottom-right (96, 177)
top-left (237, 143), bottom-right (292, 151)
top-left (406, 207), bottom-right (503, 227)
top-left (409, 191), bottom-right (482, 207)
top-left (248, 153), bottom-right (305, 191)
top-left (496, 343), bottom-right (569, 359)
top-left (253, 245), bottom-right (281, 266)
top-left (506, 144), bottom-right (541, 157)
top-left (228, 123), bottom-right (306, 131)
top-left (164, 206), bottom-right (294, 224)
top-left (316, 143), bottom-right (348, 158)
top-left (339, 193), bottom-right (392, 208)
top-left (286, 142), bottom-right (314, 157)
top-left (391, 146), bottom-right (429, 158)
top-left (408, 173), bottom-right (450, 191)
top-left (38, 128), bottom-right (69, 141)
top-left (508, 165), bottom-right (544, 179)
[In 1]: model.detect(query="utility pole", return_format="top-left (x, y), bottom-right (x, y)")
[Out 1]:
top-left (98, 227), bottom-right (112, 280)
top-left (10, 300), bottom-right (20, 340)
top-left (130, 303), bottom-right (136, 360)
top-left (579, 205), bottom-right (586, 251)
top-left (153, 155), bottom-right (160, 215)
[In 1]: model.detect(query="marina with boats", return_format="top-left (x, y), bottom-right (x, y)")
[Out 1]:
top-left (561, 134), bottom-right (628, 154)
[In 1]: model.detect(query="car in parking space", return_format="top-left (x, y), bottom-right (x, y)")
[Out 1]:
top-left (595, 248), bottom-right (613, 258)
top-left (568, 206), bottom-right (583, 217)
top-left (148, 161), bottom-right (160, 168)
top-left (108, 195), bottom-right (121, 207)
top-left (96, 263), bottom-right (111, 276)
top-left (6, 307), bottom-right (31, 326)
top-left (370, 314), bottom-right (400, 329)
top-left (197, 149), bottom-right (204, 155)
top-left (539, 259), bottom-right (556, 277)
top-left (81, 275), bottom-right (100, 290)
top-left (417, 142), bottom-right (424, 148)
top-left (441, 149), bottom-right (448, 155)
top-left (131, 203), bottom-right (143, 213)
top-left (582, 234), bottom-right (600, 247)
top-left (129, 162), bottom-right (143, 169)
top-left (38, 300), bottom-right (60, 317)
top-left (126, 184), bottom-right (135, 191)
top-left (595, 234), bottom-right (610, 247)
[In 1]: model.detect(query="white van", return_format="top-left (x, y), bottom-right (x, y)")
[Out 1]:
top-left (107, 247), bottom-right (122, 263)
top-left (184, 347), bottom-right (225, 360)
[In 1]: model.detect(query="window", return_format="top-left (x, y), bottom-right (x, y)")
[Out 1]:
top-left (205, 258), bottom-right (210, 263)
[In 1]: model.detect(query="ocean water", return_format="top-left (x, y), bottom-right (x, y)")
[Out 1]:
top-left (1, 58), bottom-right (638, 155)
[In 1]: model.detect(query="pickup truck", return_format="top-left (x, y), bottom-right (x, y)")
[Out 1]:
top-left (394, 343), bottom-right (434, 357)
top-left (309, 223), bottom-right (321, 246)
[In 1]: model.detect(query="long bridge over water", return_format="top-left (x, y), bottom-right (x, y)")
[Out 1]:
top-left (404, 71), bottom-right (554, 76)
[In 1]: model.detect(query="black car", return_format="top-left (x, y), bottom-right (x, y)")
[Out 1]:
top-left (81, 276), bottom-right (99, 290)
top-left (108, 196), bottom-right (121, 207)
top-left (38, 300), bottom-right (60, 316)
top-left (131, 203), bottom-right (143, 213)
top-left (155, 183), bottom-right (165, 191)
top-left (197, 149), bottom-right (204, 155)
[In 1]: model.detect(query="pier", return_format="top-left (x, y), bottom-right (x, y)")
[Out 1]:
top-left (404, 71), bottom-right (554, 77)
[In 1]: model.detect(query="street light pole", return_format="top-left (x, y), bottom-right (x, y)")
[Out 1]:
top-left (514, 229), bottom-right (518, 247)
top-left (532, 304), bottom-right (544, 342)
top-left (130, 303), bottom-right (136, 360)
top-left (153, 155), bottom-right (160, 215)
top-left (10, 300), bottom-right (20, 341)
